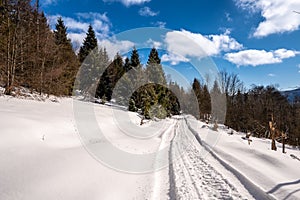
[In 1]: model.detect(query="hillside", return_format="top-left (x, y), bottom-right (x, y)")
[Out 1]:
top-left (282, 88), bottom-right (300, 103)
top-left (0, 96), bottom-right (299, 200)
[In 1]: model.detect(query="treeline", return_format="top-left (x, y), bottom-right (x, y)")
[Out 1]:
top-left (192, 73), bottom-right (300, 147)
top-left (94, 47), bottom-right (181, 119)
top-left (0, 0), bottom-right (81, 95)
top-left (1, 1), bottom-right (298, 146)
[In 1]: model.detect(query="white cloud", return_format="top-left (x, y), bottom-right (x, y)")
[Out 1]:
top-left (225, 12), bottom-right (232, 22)
top-left (42, 0), bottom-right (58, 6)
top-left (224, 49), bottom-right (299, 66)
top-left (298, 64), bottom-right (300, 73)
top-left (76, 12), bottom-right (110, 23)
top-left (48, 13), bottom-right (112, 51)
top-left (164, 29), bottom-right (243, 59)
top-left (235, 0), bottom-right (300, 37)
top-left (68, 33), bottom-right (86, 53)
top-left (161, 53), bottom-right (190, 65)
top-left (268, 73), bottom-right (276, 77)
top-left (152, 21), bottom-right (166, 28)
top-left (139, 7), bottom-right (159, 17)
top-left (146, 39), bottom-right (162, 48)
top-left (208, 30), bottom-right (243, 52)
top-left (99, 39), bottom-right (135, 59)
top-left (274, 48), bottom-right (299, 59)
top-left (103, 0), bottom-right (150, 7)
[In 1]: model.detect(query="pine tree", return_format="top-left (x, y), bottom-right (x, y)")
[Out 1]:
top-left (211, 79), bottom-right (226, 123)
top-left (201, 84), bottom-right (211, 120)
top-left (146, 48), bottom-right (165, 84)
top-left (54, 17), bottom-right (71, 47)
top-left (95, 53), bottom-right (124, 101)
top-left (78, 25), bottom-right (98, 63)
top-left (124, 57), bottom-right (131, 72)
top-left (192, 78), bottom-right (202, 119)
top-left (130, 47), bottom-right (141, 68)
top-left (53, 17), bottom-right (79, 95)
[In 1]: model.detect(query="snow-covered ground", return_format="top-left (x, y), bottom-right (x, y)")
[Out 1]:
top-left (0, 96), bottom-right (299, 199)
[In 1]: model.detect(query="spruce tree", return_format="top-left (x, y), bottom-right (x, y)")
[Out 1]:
top-left (130, 47), bottom-right (141, 68)
top-left (192, 78), bottom-right (202, 119)
top-left (124, 57), bottom-right (131, 72)
top-left (54, 17), bottom-right (72, 47)
top-left (53, 17), bottom-right (79, 95)
top-left (96, 53), bottom-right (124, 101)
top-left (201, 84), bottom-right (211, 120)
top-left (78, 25), bottom-right (98, 63)
top-left (146, 48), bottom-right (165, 84)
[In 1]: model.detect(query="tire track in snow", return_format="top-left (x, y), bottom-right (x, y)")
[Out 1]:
top-left (168, 119), bottom-right (243, 199)
top-left (152, 118), bottom-right (178, 200)
top-left (184, 117), bottom-right (276, 200)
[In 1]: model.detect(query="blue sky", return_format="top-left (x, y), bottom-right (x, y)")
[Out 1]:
top-left (42, 0), bottom-right (300, 90)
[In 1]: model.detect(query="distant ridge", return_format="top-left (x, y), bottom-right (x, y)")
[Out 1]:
top-left (281, 88), bottom-right (300, 103)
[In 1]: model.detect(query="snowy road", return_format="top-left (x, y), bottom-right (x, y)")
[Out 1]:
top-left (169, 119), bottom-right (243, 199)
top-left (160, 118), bottom-right (246, 200)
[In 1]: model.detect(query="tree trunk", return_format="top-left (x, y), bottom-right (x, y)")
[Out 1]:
top-left (282, 132), bottom-right (286, 153)
top-left (269, 119), bottom-right (277, 151)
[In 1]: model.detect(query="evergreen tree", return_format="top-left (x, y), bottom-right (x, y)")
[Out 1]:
top-left (132, 47), bottom-right (181, 119)
top-left (146, 48), bottom-right (165, 84)
top-left (54, 17), bottom-right (71, 47)
top-left (211, 80), bottom-right (226, 123)
top-left (201, 84), bottom-right (211, 120)
top-left (124, 57), bottom-right (131, 72)
top-left (130, 47), bottom-right (141, 68)
top-left (96, 53), bottom-right (124, 101)
top-left (192, 78), bottom-right (202, 119)
top-left (78, 25), bottom-right (98, 63)
top-left (53, 17), bottom-right (79, 95)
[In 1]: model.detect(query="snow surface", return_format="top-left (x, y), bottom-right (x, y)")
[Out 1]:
top-left (0, 96), bottom-right (299, 200)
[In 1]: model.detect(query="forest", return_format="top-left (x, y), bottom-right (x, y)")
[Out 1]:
top-left (0, 0), bottom-right (299, 147)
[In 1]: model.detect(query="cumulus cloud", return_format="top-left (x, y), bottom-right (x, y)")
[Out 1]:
top-left (139, 7), bottom-right (159, 17)
top-left (235, 0), bottom-right (300, 37)
top-left (103, 0), bottom-right (150, 7)
top-left (161, 53), bottom-right (190, 65)
top-left (164, 29), bottom-right (243, 59)
top-left (48, 13), bottom-right (111, 52)
top-left (225, 49), bottom-right (299, 66)
top-left (99, 39), bottom-right (135, 59)
top-left (146, 39), bottom-right (162, 48)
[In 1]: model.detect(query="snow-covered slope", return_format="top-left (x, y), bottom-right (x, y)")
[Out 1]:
top-left (0, 96), bottom-right (299, 200)
top-left (186, 116), bottom-right (300, 200)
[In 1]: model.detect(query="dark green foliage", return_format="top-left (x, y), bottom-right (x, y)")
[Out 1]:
top-left (147, 47), bottom-right (161, 65)
top-left (96, 53), bottom-right (124, 101)
top-left (53, 17), bottom-right (79, 95)
top-left (145, 48), bottom-right (165, 84)
top-left (54, 17), bottom-right (71, 46)
top-left (191, 78), bottom-right (211, 121)
top-left (130, 47), bottom-right (141, 68)
top-left (95, 47), bottom-right (181, 119)
top-left (124, 57), bottom-right (131, 72)
top-left (78, 46), bottom-right (110, 97)
top-left (78, 25), bottom-right (98, 63)
top-left (133, 48), bottom-right (179, 118)
top-left (130, 83), bottom-right (180, 119)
